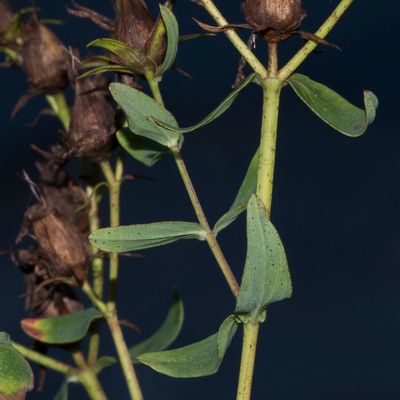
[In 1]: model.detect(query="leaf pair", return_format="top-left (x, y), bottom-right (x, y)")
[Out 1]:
top-left (114, 73), bottom-right (256, 166)
top-left (135, 195), bottom-right (292, 378)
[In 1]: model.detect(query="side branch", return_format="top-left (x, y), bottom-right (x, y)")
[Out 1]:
top-left (278, 0), bottom-right (354, 80)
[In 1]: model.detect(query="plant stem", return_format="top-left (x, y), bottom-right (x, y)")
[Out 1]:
top-left (11, 341), bottom-right (72, 374)
top-left (87, 186), bottom-right (105, 366)
top-left (146, 75), bottom-right (240, 296)
top-left (257, 78), bottom-right (282, 214)
top-left (72, 348), bottom-right (108, 400)
top-left (99, 160), bottom-right (122, 310)
top-left (172, 147), bottom-right (240, 296)
top-left (278, 0), bottom-right (354, 80)
top-left (45, 90), bottom-right (71, 131)
top-left (105, 312), bottom-right (144, 400)
top-left (198, 0), bottom-right (267, 79)
top-left (145, 71), bottom-right (164, 105)
top-left (236, 323), bottom-right (259, 400)
top-left (99, 159), bottom-right (143, 400)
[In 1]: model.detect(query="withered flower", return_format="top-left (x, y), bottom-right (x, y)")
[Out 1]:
top-left (33, 144), bottom-right (90, 233)
top-left (22, 18), bottom-right (68, 90)
top-left (67, 75), bottom-right (116, 162)
top-left (242, 0), bottom-right (306, 42)
top-left (13, 248), bottom-right (83, 318)
top-left (17, 205), bottom-right (89, 282)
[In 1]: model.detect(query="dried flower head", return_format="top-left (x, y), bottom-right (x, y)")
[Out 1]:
top-left (22, 18), bottom-right (68, 90)
top-left (67, 75), bottom-right (116, 162)
top-left (17, 205), bottom-right (89, 282)
top-left (13, 248), bottom-right (83, 318)
top-left (242, 0), bottom-right (306, 42)
top-left (114, 0), bottom-right (154, 52)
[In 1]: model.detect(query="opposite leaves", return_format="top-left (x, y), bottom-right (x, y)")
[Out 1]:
top-left (288, 74), bottom-right (378, 137)
top-left (235, 195), bottom-right (292, 323)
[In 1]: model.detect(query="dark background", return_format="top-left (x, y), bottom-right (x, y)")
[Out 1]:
top-left (1, 0), bottom-right (399, 399)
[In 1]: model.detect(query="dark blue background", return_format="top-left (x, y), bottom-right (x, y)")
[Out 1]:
top-left (1, 1), bottom-right (399, 399)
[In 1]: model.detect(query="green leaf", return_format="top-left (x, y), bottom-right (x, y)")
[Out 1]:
top-left (54, 381), bottom-right (68, 400)
top-left (157, 6), bottom-right (179, 77)
top-left (235, 195), bottom-right (292, 323)
top-left (138, 316), bottom-right (238, 378)
top-left (90, 221), bottom-right (207, 253)
top-left (214, 148), bottom-right (259, 234)
top-left (130, 292), bottom-right (184, 360)
top-left (288, 73), bottom-right (378, 137)
top-left (87, 38), bottom-right (153, 73)
top-left (0, 333), bottom-right (34, 399)
top-left (95, 293), bottom-right (184, 373)
top-left (21, 308), bottom-right (102, 344)
top-left (117, 128), bottom-right (168, 167)
top-left (109, 83), bottom-right (181, 148)
top-left (151, 73), bottom-right (256, 134)
top-left (79, 64), bottom-right (135, 80)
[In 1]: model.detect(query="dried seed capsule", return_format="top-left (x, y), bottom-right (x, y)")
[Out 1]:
top-left (0, 0), bottom-right (12, 37)
top-left (18, 205), bottom-right (89, 282)
top-left (12, 248), bottom-right (83, 317)
top-left (113, 0), bottom-right (154, 52)
top-left (242, 0), bottom-right (305, 41)
top-left (22, 19), bottom-right (68, 90)
top-left (67, 76), bottom-right (116, 162)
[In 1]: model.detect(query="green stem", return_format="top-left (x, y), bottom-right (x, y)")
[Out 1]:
top-left (45, 90), bottom-right (71, 131)
top-left (198, 0), bottom-right (267, 79)
top-left (145, 74), bottom-right (240, 296)
top-left (105, 312), bottom-right (144, 400)
top-left (278, 0), bottom-right (354, 80)
top-left (11, 342), bottom-right (72, 374)
top-left (257, 78), bottom-right (282, 214)
top-left (87, 186), bottom-right (105, 366)
top-left (236, 323), bottom-right (260, 400)
top-left (72, 348), bottom-right (108, 400)
top-left (172, 147), bottom-right (240, 296)
top-left (99, 159), bottom-right (143, 400)
top-left (99, 160), bottom-right (122, 310)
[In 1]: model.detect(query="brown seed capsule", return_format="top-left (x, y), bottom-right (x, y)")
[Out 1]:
top-left (18, 205), bottom-right (89, 282)
top-left (0, 0), bottom-right (12, 37)
top-left (242, 0), bottom-right (306, 42)
top-left (67, 75), bottom-right (116, 162)
top-left (113, 0), bottom-right (154, 52)
top-left (22, 19), bottom-right (69, 90)
top-left (12, 248), bottom-right (83, 317)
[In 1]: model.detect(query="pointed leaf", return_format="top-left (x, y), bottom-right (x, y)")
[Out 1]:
top-left (21, 308), bottom-right (102, 344)
top-left (94, 356), bottom-right (117, 375)
top-left (157, 6), bottom-right (179, 77)
top-left (130, 292), bottom-right (184, 360)
top-left (79, 64), bottom-right (135, 80)
top-left (54, 380), bottom-right (68, 400)
top-left (288, 74), bottom-right (378, 137)
top-left (151, 73), bottom-right (256, 134)
top-left (110, 83), bottom-right (181, 148)
top-left (138, 316), bottom-right (238, 378)
top-left (90, 221), bottom-right (207, 253)
top-left (0, 333), bottom-right (34, 399)
top-left (214, 148), bottom-right (259, 234)
top-left (236, 195), bottom-right (292, 323)
top-left (87, 38), bottom-right (153, 73)
top-left (117, 128), bottom-right (168, 167)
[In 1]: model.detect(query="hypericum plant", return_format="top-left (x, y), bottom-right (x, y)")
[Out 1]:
top-left (0, 0), bottom-right (378, 399)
